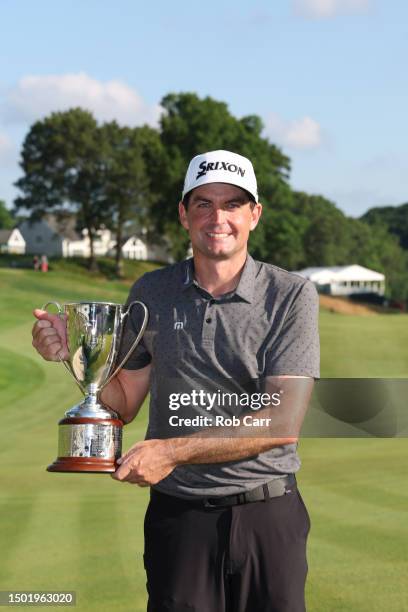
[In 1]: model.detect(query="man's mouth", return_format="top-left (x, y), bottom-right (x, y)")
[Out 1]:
top-left (206, 232), bottom-right (231, 238)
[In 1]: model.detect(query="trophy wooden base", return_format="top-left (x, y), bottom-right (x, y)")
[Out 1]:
top-left (47, 457), bottom-right (118, 473)
top-left (47, 416), bottom-right (123, 474)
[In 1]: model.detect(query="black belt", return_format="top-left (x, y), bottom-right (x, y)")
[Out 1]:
top-left (152, 475), bottom-right (296, 509)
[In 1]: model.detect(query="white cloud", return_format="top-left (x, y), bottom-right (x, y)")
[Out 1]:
top-left (3, 72), bottom-right (161, 127)
top-left (293, 0), bottom-right (370, 19)
top-left (264, 113), bottom-right (323, 150)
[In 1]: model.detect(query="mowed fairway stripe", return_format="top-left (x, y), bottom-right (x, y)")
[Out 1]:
top-left (66, 487), bottom-right (150, 612)
top-left (0, 348), bottom-right (45, 406)
top-left (0, 495), bottom-right (39, 583)
top-left (0, 492), bottom-right (81, 591)
top-left (305, 494), bottom-right (408, 611)
top-left (300, 438), bottom-right (408, 611)
top-left (319, 310), bottom-right (408, 377)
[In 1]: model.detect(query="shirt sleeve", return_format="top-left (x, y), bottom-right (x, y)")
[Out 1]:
top-left (265, 280), bottom-right (320, 378)
top-left (118, 276), bottom-right (152, 370)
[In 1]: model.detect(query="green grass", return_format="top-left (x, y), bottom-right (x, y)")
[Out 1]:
top-left (0, 265), bottom-right (407, 611)
top-left (319, 309), bottom-right (408, 377)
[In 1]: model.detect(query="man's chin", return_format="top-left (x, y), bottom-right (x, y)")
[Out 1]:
top-left (194, 245), bottom-right (239, 260)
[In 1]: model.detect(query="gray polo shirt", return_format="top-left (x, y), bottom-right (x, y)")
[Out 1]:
top-left (121, 254), bottom-right (320, 499)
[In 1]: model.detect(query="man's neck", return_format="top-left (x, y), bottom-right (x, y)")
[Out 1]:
top-left (193, 250), bottom-right (248, 297)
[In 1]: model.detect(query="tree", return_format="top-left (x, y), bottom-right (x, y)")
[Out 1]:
top-left (361, 203), bottom-right (408, 249)
top-left (349, 220), bottom-right (408, 300)
top-left (249, 204), bottom-right (307, 269)
top-left (293, 192), bottom-right (352, 267)
top-left (0, 200), bottom-right (14, 229)
top-left (101, 122), bottom-right (165, 276)
top-left (14, 108), bottom-right (110, 270)
top-left (151, 92), bottom-right (292, 259)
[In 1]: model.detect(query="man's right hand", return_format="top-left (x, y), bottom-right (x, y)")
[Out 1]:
top-left (32, 309), bottom-right (69, 361)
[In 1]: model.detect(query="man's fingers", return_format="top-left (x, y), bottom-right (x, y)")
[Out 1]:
top-left (41, 334), bottom-right (62, 348)
top-left (111, 455), bottom-right (150, 485)
top-left (32, 309), bottom-right (68, 361)
top-left (117, 442), bottom-right (144, 465)
top-left (112, 459), bottom-right (134, 481)
top-left (32, 325), bottom-right (66, 360)
top-left (32, 335), bottom-right (62, 352)
top-left (32, 325), bottom-right (56, 341)
top-left (33, 309), bottom-right (60, 323)
top-left (32, 341), bottom-right (63, 361)
top-left (33, 310), bottom-right (66, 337)
top-left (32, 326), bottom-right (62, 349)
top-left (32, 319), bottom-right (52, 338)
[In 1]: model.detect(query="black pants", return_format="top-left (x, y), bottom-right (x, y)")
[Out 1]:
top-left (143, 484), bottom-right (311, 612)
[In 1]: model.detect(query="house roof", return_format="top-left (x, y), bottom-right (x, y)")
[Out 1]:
top-left (44, 214), bottom-right (81, 240)
top-left (122, 235), bottom-right (147, 247)
top-left (0, 229), bottom-right (13, 243)
top-left (295, 265), bottom-right (385, 283)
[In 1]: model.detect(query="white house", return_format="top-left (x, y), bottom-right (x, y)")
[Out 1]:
top-left (122, 236), bottom-right (148, 260)
top-left (0, 228), bottom-right (26, 254)
top-left (19, 214), bottom-right (173, 263)
top-left (19, 215), bottom-right (81, 256)
top-left (63, 227), bottom-right (115, 258)
top-left (295, 265), bottom-right (385, 296)
top-left (19, 215), bottom-right (115, 257)
top-left (121, 235), bottom-right (173, 263)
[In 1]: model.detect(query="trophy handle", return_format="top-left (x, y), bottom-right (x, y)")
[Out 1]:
top-left (42, 301), bottom-right (86, 396)
top-left (101, 300), bottom-right (149, 391)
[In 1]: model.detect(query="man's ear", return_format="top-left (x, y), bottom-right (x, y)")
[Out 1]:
top-left (250, 202), bottom-right (263, 231)
top-left (179, 201), bottom-right (189, 230)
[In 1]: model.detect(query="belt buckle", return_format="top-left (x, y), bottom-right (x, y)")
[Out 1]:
top-left (204, 493), bottom-right (244, 508)
top-left (204, 498), bottom-right (219, 508)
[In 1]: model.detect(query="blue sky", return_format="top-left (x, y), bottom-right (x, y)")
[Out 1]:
top-left (0, 0), bottom-right (406, 217)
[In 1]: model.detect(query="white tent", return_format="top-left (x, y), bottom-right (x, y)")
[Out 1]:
top-left (295, 265), bottom-right (385, 296)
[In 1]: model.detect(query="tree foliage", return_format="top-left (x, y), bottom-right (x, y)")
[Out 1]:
top-left (100, 122), bottom-right (165, 276)
top-left (0, 200), bottom-right (14, 229)
top-left (14, 108), bottom-right (110, 270)
top-left (361, 203), bottom-right (408, 249)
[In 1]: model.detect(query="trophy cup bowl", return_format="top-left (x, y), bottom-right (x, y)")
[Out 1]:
top-left (44, 300), bottom-right (148, 473)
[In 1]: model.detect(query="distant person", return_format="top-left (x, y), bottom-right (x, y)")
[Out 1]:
top-left (33, 255), bottom-right (39, 271)
top-left (40, 254), bottom-right (48, 273)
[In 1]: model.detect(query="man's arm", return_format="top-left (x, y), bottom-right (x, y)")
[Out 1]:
top-left (112, 376), bottom-right (314, 485)
top-left (100, 366), bottom-right (151, 424)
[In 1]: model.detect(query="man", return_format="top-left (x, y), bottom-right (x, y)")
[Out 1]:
top-left (32, 150), bottom-right (319, 612)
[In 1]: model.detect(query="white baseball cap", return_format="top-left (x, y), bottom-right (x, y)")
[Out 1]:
top-left (182, 150), bottom-right (258, 203)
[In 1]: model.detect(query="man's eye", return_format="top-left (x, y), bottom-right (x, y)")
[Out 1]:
top-left (227, 202), bottom-right (240, 209)
top-left (197, 202), bottom-right (210, 208)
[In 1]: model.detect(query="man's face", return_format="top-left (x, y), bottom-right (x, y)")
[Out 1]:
top-left (178, 183), bottom-right (262, 260)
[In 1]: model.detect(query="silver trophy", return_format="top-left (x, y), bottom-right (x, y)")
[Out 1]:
top-left (43, 300), bottom-right (148, 473)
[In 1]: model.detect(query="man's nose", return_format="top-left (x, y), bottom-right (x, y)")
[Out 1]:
top-left (211, 207), bottom-right (227, 223)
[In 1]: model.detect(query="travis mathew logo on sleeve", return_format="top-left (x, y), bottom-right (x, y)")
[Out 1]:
top-left (196, 160), bottom-right (246, 180)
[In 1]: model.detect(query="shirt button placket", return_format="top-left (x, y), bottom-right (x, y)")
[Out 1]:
top-left (202, 300), bottom-right (216, 346)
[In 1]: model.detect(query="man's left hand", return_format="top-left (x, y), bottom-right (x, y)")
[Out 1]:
top-left (111, 439), bottom-right (177, 486)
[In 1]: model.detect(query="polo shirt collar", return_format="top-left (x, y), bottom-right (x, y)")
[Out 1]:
top-left (180, 254), bottom-right (256, 303)
top-left (234, 254), bottom-right (256, 303)
top-left (181, 258), bottom-right (195, 290)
